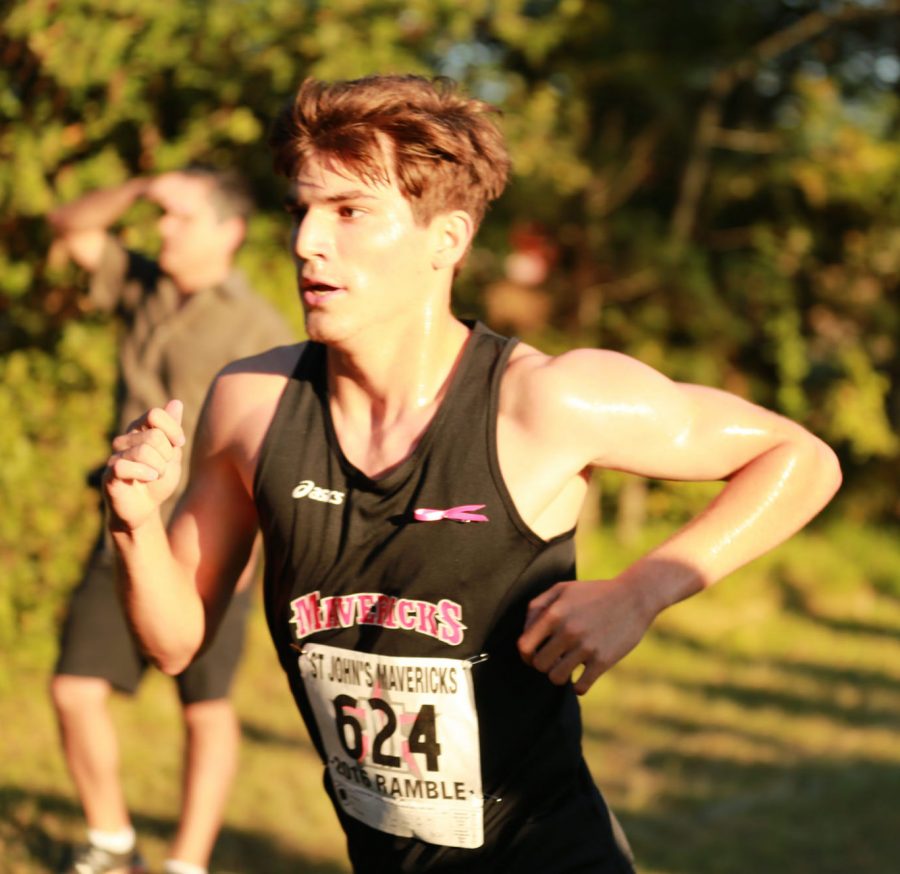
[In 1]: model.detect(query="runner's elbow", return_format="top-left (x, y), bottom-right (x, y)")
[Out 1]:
top-left (151, 643), bottom-right (199, 677)
top-left (814, 437), bottom-right (842, 497)
top-left (792, 431), bottom-right (842, 505)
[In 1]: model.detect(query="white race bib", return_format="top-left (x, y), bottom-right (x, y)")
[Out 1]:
top-left (299, 642), bottom-right (484, 848)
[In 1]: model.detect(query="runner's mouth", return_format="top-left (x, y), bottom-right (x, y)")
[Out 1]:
top-left (303, 280), bottom-right (342, 295)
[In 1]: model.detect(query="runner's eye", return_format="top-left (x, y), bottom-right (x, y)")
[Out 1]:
top-left (283, 201), bottom-right (308, 222)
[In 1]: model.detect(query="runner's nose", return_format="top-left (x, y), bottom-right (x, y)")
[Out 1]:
top-left (294, 208), bottom-right (330, 262)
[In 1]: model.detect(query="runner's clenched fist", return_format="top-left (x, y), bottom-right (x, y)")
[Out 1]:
top-left (104, 399), bottom-right (185, 532)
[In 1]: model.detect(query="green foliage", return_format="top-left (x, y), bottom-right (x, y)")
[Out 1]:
top-left (0, 320), bottom-right (116, 652)
top-left (498, 2), bottom-right (900, 521)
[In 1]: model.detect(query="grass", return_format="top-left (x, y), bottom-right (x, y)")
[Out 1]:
top-left (2, 519), bottom-right (899, 873)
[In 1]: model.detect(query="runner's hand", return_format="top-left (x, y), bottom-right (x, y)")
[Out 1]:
top-left (103, 399), bottom-right (185, 532)
top-left (517, 577), bottom-right (653, 695)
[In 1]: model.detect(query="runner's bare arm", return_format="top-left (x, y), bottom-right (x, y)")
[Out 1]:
top-left (505, 348), bottom-right (841, 693)
top-left (104, 376), bottom-right (261, 674)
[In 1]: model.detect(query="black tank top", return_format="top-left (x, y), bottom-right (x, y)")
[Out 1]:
top-left (254, 321), bottom-right (592, 872)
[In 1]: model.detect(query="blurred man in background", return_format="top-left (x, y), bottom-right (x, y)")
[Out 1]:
top-left (48, 168), bottom-right (294, 874)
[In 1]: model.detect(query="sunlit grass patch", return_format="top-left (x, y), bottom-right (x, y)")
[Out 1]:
top-left (577, 520), bottom-right (900, 874)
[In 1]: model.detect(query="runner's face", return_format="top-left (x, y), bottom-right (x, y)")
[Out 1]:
top-left (287, 154), bottom-right (439, 346)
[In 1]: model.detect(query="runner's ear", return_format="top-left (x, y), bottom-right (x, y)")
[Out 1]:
top-left (431, 210), bottom-right (473, 271)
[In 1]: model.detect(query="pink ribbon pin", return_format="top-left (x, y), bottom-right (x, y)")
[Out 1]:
top-left (413, 504), bottom-right (489, 523)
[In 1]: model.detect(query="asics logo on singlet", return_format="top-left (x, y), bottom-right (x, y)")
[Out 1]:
top-left (292, 479), bottom-right (345, 506)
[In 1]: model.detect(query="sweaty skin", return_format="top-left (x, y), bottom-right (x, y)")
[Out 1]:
top-left (105, 346), bottom-right (840, 691)
top-left (104, 154), bottom-right (841, 693)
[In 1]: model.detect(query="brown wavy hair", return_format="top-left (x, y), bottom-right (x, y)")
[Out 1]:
top-left (269, 74), bottom-right (511, 229)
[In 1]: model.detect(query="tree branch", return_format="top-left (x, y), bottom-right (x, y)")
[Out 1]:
top-left (670, 0), bottom-right (900, 246)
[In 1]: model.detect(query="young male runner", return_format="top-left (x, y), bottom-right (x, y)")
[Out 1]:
top-left (101, 75), bottom-right (841, 873)
top-left (49, 168), bottom-right (293, 874)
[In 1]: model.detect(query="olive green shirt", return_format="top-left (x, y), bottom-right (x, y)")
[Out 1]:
top-left (90, 236), bottom-right (295, 518)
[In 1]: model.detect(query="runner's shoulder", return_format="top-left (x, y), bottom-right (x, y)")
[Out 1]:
top-left (218, 341), bottom-right (307, 381)
top-left (501, 341), bottom-right (596, 420)
top-left (503, 342), bottom-right (656, 404)
top-left (203, 342), bottom-right (307, 441)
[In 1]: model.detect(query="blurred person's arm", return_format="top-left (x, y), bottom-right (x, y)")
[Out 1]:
top-left (48, 177), bottom-right (150, 273)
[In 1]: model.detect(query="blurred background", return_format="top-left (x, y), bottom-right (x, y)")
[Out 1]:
top-left (1, 1), bottom-right (898, 872)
